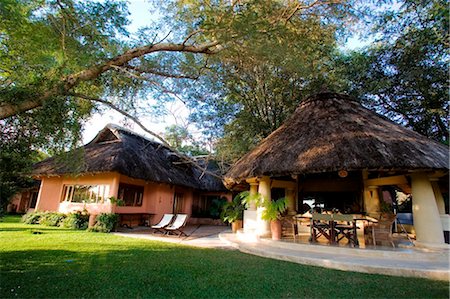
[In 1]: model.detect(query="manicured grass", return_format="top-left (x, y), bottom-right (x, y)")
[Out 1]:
top-left (0, 216), bottom-right (448, 298)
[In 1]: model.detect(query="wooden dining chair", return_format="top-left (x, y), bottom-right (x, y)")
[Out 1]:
top-left (334, 214), bottom-right (359, 247)
top-left (310, 213), bottom-right (334, 244)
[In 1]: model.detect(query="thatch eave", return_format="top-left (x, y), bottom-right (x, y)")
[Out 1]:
top-left (33, 125), bottom-right (226, 192)
top-left (225, 93), bottom-right (449, 183)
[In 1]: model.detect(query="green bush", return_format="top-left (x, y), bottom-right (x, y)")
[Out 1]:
top-left (88, 213), bottom-right (118, 233)
top-left (39, 212), bottom-right (66, 226)
top-left (62, 211), bottom-right (89, 230)
top-left (22, 211), bottom-right (45, 224)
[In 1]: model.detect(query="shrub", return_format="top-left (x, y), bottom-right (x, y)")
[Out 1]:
top-left (62, 211), bottom-right (89, 230)
top-left (39, 212), bottom-right (66, 226)
top-left (88, 213), bottom-right (119, 233)
top-left (22, 211), bottom-right (45, 224)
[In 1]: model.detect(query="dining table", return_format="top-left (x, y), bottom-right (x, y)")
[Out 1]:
top-left (295, 212), bottom-right (379, 247)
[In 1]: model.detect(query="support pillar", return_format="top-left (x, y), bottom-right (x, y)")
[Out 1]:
top-left (430, 180), bottom-right (446, 214)
top-left (257, 176), bottom-right (271, 237)
top-left (362, 170), bottom-right (380, 215)
top-left (248, 182), bottom-right (258, 211)
top-left (243, 180), bottom-right (259, 233)
top-left (364, 186), bottom-right (380, 215)
top-left (286, 188), bottom-right (296, 215)
top-left (411, 173), bottom-right (445, 248)
top-left (109, 173), bottom-right (120, 213)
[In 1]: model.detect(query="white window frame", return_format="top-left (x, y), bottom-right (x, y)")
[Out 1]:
top-left (61, 184), bottom-right (110, 204)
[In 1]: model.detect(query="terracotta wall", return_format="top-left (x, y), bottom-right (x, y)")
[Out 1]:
top-left (35, 172), bottom-right (231, 226)
top-left (36, 173), bottom-right (119, 214)
top-left (35, 177), bottom-right (64, 211)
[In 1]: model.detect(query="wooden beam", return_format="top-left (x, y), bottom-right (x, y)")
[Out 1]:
top-left (271, 180), bottom-right (296, 189)
top-left (364, 175), bottom-right (407, 187)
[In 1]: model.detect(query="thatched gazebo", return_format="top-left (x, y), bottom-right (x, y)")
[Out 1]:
top-left (225, 93), bottom-right (449, 248)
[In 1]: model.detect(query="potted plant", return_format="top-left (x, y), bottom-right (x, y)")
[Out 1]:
top-left (261, 197), bottom-right (287, 240)
top-left (220, 194), bottom-right (245, 233)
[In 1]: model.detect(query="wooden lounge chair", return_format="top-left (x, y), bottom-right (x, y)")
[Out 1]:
top-left (151, 214), bottom-right (174, 234)
top-left (164, 214), bottom-right (189, 237)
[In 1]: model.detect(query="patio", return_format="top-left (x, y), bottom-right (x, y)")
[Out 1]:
top-left (114, 224), bottom-right (234, 249)
top-left (220, 231), bottom-right (450, 281)
top-left (113, 224), bottom-right (449, 281)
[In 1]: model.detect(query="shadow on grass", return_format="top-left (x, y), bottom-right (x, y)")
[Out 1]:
top-left (1, 245), bottom-right (448, 299)
top-left (1, 216), bottom-right (448, 298)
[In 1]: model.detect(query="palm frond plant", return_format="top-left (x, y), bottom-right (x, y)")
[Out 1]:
top-left (220, 193), bottom-right (246, 233)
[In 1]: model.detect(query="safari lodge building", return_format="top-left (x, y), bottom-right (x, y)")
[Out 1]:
top-left (32, 125), bottom-right (231, 226)
top-left (224, 93), bottom-right (449, 249)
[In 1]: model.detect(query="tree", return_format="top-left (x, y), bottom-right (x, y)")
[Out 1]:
top-left (163, 124), bottom-right (209, 156)
top-left (176, 0), bottom-right (355, 160)
top-left (339, 0), bottom-right (449, 144)
top-left (0, 0), bottom-right (357, 204)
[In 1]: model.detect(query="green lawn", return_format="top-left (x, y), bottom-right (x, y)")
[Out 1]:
top-left (0, 216), bottom-right (448, 298)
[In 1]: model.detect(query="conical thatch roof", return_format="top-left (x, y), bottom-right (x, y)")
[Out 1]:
top-left (33, 124), bottom-right (226, 191)
top-left (225, 93), bottom-right (449, 184)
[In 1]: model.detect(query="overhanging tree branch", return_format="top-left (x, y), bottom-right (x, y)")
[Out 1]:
top-left (0, 40), bottom-right (220, 119)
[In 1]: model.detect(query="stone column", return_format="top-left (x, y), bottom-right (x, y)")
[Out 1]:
top-left (286, 188), bottom-right (296, 215)
top-left (109, 173), bottom-right (120, 213)
top-left (430, 180), bottom-right (446, 214)
top-left (362, 170), bottom-right (380, 215)
top-left (257, 176), bottom-right (271, 237)
top-left (364, 186), bottom-right (380, 214)
top-left (248, 182), bottom-right (258, 211)
top-left (411, 173), bottom-right (445, 248)
top-left (243, 180), bottom-right (259, 233)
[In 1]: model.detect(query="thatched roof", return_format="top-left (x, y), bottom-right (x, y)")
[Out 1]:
top-left (225, 93), bottom-right (449, 184)
top-left (33, 124), bottom-right (226, 192)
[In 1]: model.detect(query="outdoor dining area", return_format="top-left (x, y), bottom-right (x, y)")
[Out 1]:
top-left (288, 211), bottom-right (397, 248)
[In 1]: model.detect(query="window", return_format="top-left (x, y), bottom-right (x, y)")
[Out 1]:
top-left (118, 184), bottom-right (144, 206)
top-left (29, 191), bottom-right (38, 208)
top-left (61, 185), bottom-right (110, 203)
top-left (173, 193), bottom-right (184, 214)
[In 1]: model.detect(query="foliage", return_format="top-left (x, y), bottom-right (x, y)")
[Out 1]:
top-left (22, 210), bottom-right (89, 229)
top-left (261, 198), bottom-right (287, 221)
top-left (38, 212), bottom-right (66, 227)
top-left (1, 215), bottom-right (448, 298)
top-left (179, 0), bottom-right (354, 161)
top-left (88, 213), bottom-right (119, 233)
top-left (209, 197), bottom-right (228, 219)
top-left (239, 191), bottom-right (263, 209)
top-left (109, 196), bottom-right (124, 207)
top-left (339, 0), bottom-right (449, 144)
top-left (0, 122), bottom-right (48, 211)
top-left (163, 124), bottom-right (209, 156)
top-left (220, 194), bottom-right (245, 224)
top-left (0, 0), bottom-right (359, 180)
top-left (61, 211), bottom-right (89, 230)
top-left (21, 211), bottom-right (45, 224)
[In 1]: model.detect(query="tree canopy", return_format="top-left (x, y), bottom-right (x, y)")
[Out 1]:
top-left (0, 0), bottom-right (448, 205)
top-left (340, 0), bottom-right (449, 144)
